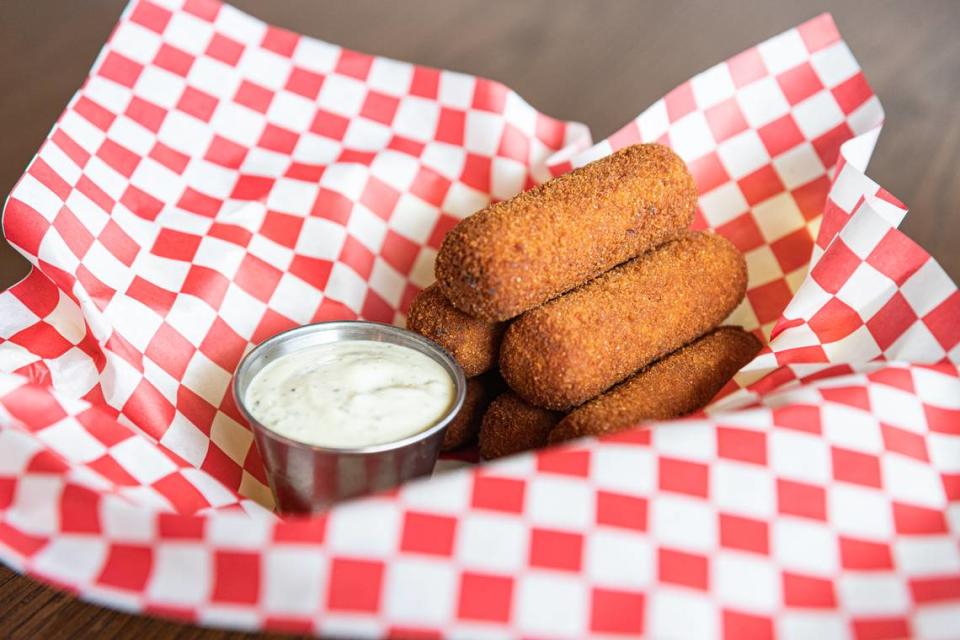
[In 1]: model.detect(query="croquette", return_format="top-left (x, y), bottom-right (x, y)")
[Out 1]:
top-left (478, 392), bottom-right (562, 460)
top-left (407, 283), bottom-right (505, 377)
top-left (435, 143), bottom-right (697, 321)
top-left (549, 327), bottom-right (762, 443)
top-left (499, 231), bottom-right (748, 410)
top-left (441, 372), bottom-right (503, 451)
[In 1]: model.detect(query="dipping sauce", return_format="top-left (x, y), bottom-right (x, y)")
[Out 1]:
top-left (244, 340), bottom-right (456, 448)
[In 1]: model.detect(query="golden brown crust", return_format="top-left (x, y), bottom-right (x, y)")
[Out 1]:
top-left (406, 284), bottom-right (505, 377)
top-left (478, 392), bottom-right (562, 460)
top-left (435, 144), bottom-right (697, 321)
top-left (549, 326), bottom-right (762, 443)
top-left (499, 231), bottom-right (748, 410)
top-left (441, 373), bottom-right (503, 451)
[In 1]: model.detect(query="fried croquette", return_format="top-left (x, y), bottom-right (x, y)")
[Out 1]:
top-left (407, 283), bottom-right (505, 377)
top-left (499, 231), bottom-right (748, 410)
top-left (435, 144), bottom-right (697, 321)
top-left (441, 373), bottom-right (502, 451)
top-left (549, 327), bottom-right (762, 443)
top-left (478, 392), bottom-right (562, 460)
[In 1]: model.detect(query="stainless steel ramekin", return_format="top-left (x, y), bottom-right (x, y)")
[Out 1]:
top-left (233, 321), bottom-right (466, 513)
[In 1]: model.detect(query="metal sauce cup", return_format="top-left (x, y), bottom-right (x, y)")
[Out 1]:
top-left (233, 321), bottom-right (467, 513)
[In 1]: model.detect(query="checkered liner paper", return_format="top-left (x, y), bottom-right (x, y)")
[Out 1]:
top-left (1, 0), bottom-right (958, 637)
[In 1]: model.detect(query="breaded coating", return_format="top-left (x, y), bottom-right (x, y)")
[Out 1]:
top-left (500, 231), bottom-right (748, 410)
top-left (550, 327), bottom-right (762, 443)
top-left (435, 144), bottom-right (697, 321)
top-left (407, 284), bottom-right (505, 377)
top-left (441, 372), bottom-right (503, 451)
top-left (478, 392), bottom-right (562, 460)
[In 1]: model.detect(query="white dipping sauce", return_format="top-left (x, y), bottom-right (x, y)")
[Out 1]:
top-left (245, 340), bottom-right (455, 448)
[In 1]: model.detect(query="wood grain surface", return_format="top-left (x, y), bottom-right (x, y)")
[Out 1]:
top-left (1, 1), bottom-right (958, 638)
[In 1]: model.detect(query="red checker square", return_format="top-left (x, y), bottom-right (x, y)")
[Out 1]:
top-left (688, 152), bottom-right (730, 195)
top-left (77, 176), bottom-right (115, 212)
top-left (719, 513), bottom-right (768, 554)
top-left (150, 142), bottom-right (190, 174)
top-left (339, 235), bottom-right (376, 280)
top-left (177, 86), bottom-right (218, 122)
top-left (658, 548), bottom-right (709, 590)
top-left (328, 558), bottom-right (383, 611)
top-left (471, 475), bottom-right (525, 513)
top-left (607, 121), bottom-right (642, 152)
top-left (943, 474), bottom-right (960, 501)
top-left (122, 380), bottom-right (175, 439)
top-left (152, 228), bottom-right (202, 261)
top-left (798, 13), bottom-right (841, 53)
top-left (259, 211), bottom-right (304, 248)
top-left (777, 63), bottom-right (824, 105)
top-left (9, 324), bottom-right (69, 359)
top-left (273, 514), bottom-right (327, 544)
top-left (125, 96), bottom-right (166, 133)
top-left (130, 0), bottom-right (172, 33)
top-left (738, 165), bottom-right (785, 206)
top-left (783, 572), bottom-right (836, 607)
top-left (53, 209), bottom-right (95, 258)
top-left (98, 139), bottom-right (140, 178)
top-left (145, 323), bottom-right (195, 379)
top-left (852, 618), bottom-right (910, 640)
top-left (1, 387), bottom-right (68, 428)
top-left (126, 276), bottom-right (176, 315)
top-left (184, 0), bottom-right (221, 22)
top-left (409, 66), bottom-right (440, 99)
top-left (310, 109), bottom-right (349, 140)
top-left (200, 317), bottom-right (248, 372)
top-left (866, 229), bottom-right (929, 286)
top-left (400, 512), bottom-right (457, 556)
top-left (892, 502), bottom-right (948, 535)
top-left (97, 545), bottom-right (153, 591)
top-left (258, 124), bottom-right (299, 154)
top-left (758, 114), bottom-right (806, 158)
top-left (360, 176), bottom-right (401, 220)
top-left (435, 108), bottom-right (466, 145)
top-left (457, 572), bottom-right (513, 622)
top-left (288, 256), bottom-right (333, 291)
top-left (529, 528), bottom-right (583, 572)
top-left (200, 442), bottom-right (242, 489)
top-left (810, 238), bottom-right (861, 294)
top-left (182, 264), bottom-right (229, 308)
top-left (29, 158), bottom-right (71, 200)
top-left (771, 227), bottom-right (814, 274)
top-left (388, 135), bottom-right (425, 158)
top-left (10, 268), bottom-right (60, 316)
top-left (77, 409), bottom-right (131, 447)
top-left (52, 129), bottom-right (92, 167)
top-left (659, 457), bottom-right (709, 497)
top-left (205, 32), bottom-right (244, 66)
top-left (866, 292), bottom-right (917, 351)
top-left (204, 135), bottom-right (248, 169)
top-left (664, 82), bottom-right (696, 122)
top-left (808, 297), bottom-right (863, 343)
top-left (212, 551), bottom-right (260, 604)
top-left (286, 161), bottom-right (325, 182)
top-left (536, 114), bottom-right (566, 148)
top-left (716, 213), bottom-right (765, 253)
top-left (338, 149), bottom-right (375, 165)
top-left (59, 485), bottom-right (101, 533)
top-left (497, 123), bottom-right (530, 162)
top-left (285, 67), bottom-right (324, 99)
top-left (460, 153), bottom-right (491, 193)
top-left (596, 491), bottom-right (648, 531)
top-left (472, 78), bottom-right (509, 113)
top-left (176, 386), bottom-right (216, 434)
top-left (234, 253), bottom-right (283, 303)
top-left (87, 453), bottom-right (139, 485)
top-left (261, 25), bottom-right (299, 57)
top-left (832, 447), bottom-right (882, 488)
top-left (911, 576), bottom-right (960, 604)
top-left (28, 450), bottom-right (69, 474)
top-left (380, 230), bottom-right (420, 274)
top-left (153, 473), bottom-right (211, 515)
top-left (727, 47), bottom-right (767, 87)
top-left (819, 385), bottom-right (870, 410)
top-left (705, 98), bottom-right (749, 143)
top-left (536, 448), bottom-right (591, 477)
top-left (98, 51), bottom-right (144, 88)
top-left (812, 122), bottom-right (854, 168)
top-left (833, 72), bottom-right (873, 115)
top-left (234, 80), bottom-right (274, 113)
top-left (717, 427), bottom-right (766, 465)
top-left (230, 175), bottom-right (274, 201)
top-left (311, 188), bottom-right (353, 225)
top-left (924, 403), bottom-right (960, 435)
top-left (925, 291), bottom-right (960, 350)
top-left (746, 279), bottom-right (794, 325)
top-left (723, 610), bottom-right (773, 640)
top-left (361, 91), bottom-right (400, 125)
top-left (777, 478), bottom-right (826, 520)
top-left (839, 536), bottom-right (894, 570)
top-left (409, 167), bottom-right (451, 207)
top-left (360, 290), bottom-right (395, 324)
top-left (3, 202), bottom-right (47, 263)
top-left (868, 367), bottom-right (915, 392)
top-left (335, 49), bottom-right (374, 80)
top-left (590, 588), bottom-right (645, 635)
top-left (154, 43), bottom-right (195, 77)
top-left (792, 175), bottom-right (831, 221)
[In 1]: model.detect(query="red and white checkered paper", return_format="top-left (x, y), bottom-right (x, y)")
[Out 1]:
top-left (1, 0), bottom-right (958, 636)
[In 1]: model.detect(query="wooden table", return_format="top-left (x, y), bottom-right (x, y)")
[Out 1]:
top-left (1, 1), bottom-right (958, 637)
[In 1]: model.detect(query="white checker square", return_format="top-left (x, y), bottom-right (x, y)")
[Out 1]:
top-left (343, 117), bottom-right (392, 151)
top-left (109, 115), bottom-right (157, 155)
top-left (82, 155), bottom-right (129, 201)
top-left (835, 262), bottom-right (895, 319)
top-left (296, 216), bottom-right (348, 261)
top-left (317, 73), bottom-right (366, 118)
top-left (37, 418), bottom-right (108, 464)
top-left (6, 476), bottom-right (62, 536)
top-left (929, 433), bottom-right (960, 473)
top-left (101, 500), bottom-right (156, 542)
top-left (346, 205), bottom-right (387, 253)
top-left (455, 512), bottom-right (528, 572)
top-left (292, 132), bottom-right (341, 164)
top-left (746, 245), bottom-right (785, 287)
top-left (366, 57), bottom-right (413, 96)
top-left (268, 272), bottom-right (323, 323)
top-left (188, 56), bottom-right (241, 100)
top-left (503, 91), bottom-right (537, 133)
top-left (792, 90), bottom-right (846, 140)
top-left (758, 29), bottom-right (809, 75)
top-left (264, 177), bottom-right (318, 216)
top-left (59, 110), bottom-right (107, 157)
top-left (822, 403), bottom-right (883, 453)
top-left (769, 429), bottom-right (831, 484)
top-left (218, 283), bottom-right (266, 339)
top-left (209, 102), bottom-right (266, 147)
top-left (912, 367), bottom-right (960, 409)
top-left (266, 91), bottom-right (316, 132)
top-left (13, 174), bottom-right (64, 223)
top-left (264, 548), bottom-right (327, 614)
top-left (421, 141), bottom-right (467, 180)
top-left (369, 258), bottom-right (405, 308)
top-left (650, 588), bottom-right (718, 639)
top-left (699, 182), bottom-right (750, 227)
top-left (882, 453), bottom-right (946, 508)
top-left (326, 499), bottom-right (402, 556)
top-left (590, 445), bottom-right (656, 495)
top-left (148, 544), bottom-right (211, 605)
top-left (167, 295), bottom-right (218, 346)
top-left (651, 494), bottom-right (717, 552)
top-left (209, 412), bottom-right (252, 465)
top-left (110, 436), bottom-right (178, 485)
top-left (407, 247), bottom-right (436, 289)
top-left (903, 260), bottom-right (956, 316)
top-left (238, 48), bottom-right (292, 91)
top-left (388, 194), bottom-right (438, 244)
top-left (894, 537), bottom-right (960, 576)
top-left (490, 157), bottom-right (527, 202)
top-left (752, 192), bottom-right (805, 242)
top-left (384, 558), bottom-right (455, 625)
top-left (736, 76), bottom-right (791, 129)
top-left (0, 293), bottom-right (40, 338)
top-left (916, 604), bottom-right (960, 640)
top-left (773, 517), bottom-right (838, 575)
top-left (133, 66), bottom-right (185, 109)
top-left (777, 612), bottom-right (849, 640)
top-left (886, 321), bottom-right (946, 363)
top-left (214, 1), bottom-right (266, 41)
top-left (110, 21), bottom-right (163, 64)
top-left (585, 529), bottom-right (653, 589)
top-left (867, 384), bottom-right (926, 433)
top-left (811, 42), bottom-right (860, 88)
top-left (33, 537), bottom-right (108, 585)
top-left (668, 111), bottom-right (717, 162)
top-left (838, 574), bottom-right (909, 615)
top-left (158, 109), bottom-right (214, 157)
top-left (370, 151), bottom-right (420, 192)
top-left (715, 551), bottom-right (780, 610)
top-left (717, 129), bottom-right (771, 179)
top-left (526, 475), bottom-right (594, 530)
top-left (400, 467), bottom-right (471, 514)
top-left (164, 11), bottom-right (215, 55)
top-left (464, 111), bottom-right (505, 156)
top-left (437, 70), bottom-right (474, 109)
top-left (442, 182), bottom-right (490, 218)
top-left (106, 295), bottom-right (163, 351)
top-left (516, 572), bottom-right (587, 638)
top-left (637, 100), bottom-right (669, 142)
top-left (652, 420), bottom-right (716, 461)
top-left (692, 62), bottom-right (736, 109)
top-left (393, 96), bottom-right (440, 141)
top-left (712, 460), bottom-right (776, 518)
top-left (159, 413), bottom-right (209, 468)
top-left (773, 142), bottom-right (825, 189)
top-left (320, 162), bottom-right (369, 200)
top-left (827, 483), bottom-right (892, 539)
top-left (822, 325), bottom-right (882, 363)
top-left (39, 141), bottom-right (83, 184)
top-left (291, 37), bottom-right (340, 74)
